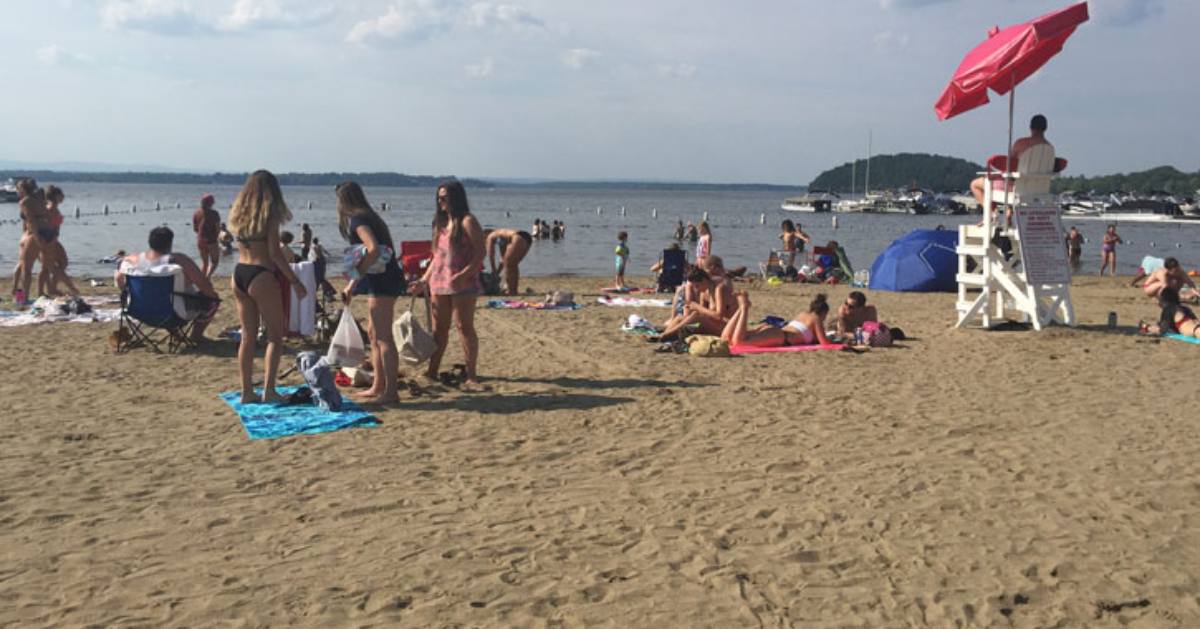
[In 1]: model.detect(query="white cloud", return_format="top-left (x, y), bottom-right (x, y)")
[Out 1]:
top-left (465, 57), bottom-right (494, 78)
top-left (348, 0), bottom-right (544, 46)
top-left (463, 2), bottom-right (542, 29)
top-left (872, 30), bottom-right (910, 52)
top-left (656, 62), bottom-right (696, 79)
top-left (561, 47), bottom-right (599, 70)
top-left (218, 0), bottom-right (335, 32)
top-left (36, 44), bottom-right (95, 67)
top-left (101, 0), bottom-right (208, 34)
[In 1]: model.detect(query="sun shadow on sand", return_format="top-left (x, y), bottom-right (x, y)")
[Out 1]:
top-left (401, 391), bottom-right (637, 414)
top-left (484, 376), bottom-right (706, 390)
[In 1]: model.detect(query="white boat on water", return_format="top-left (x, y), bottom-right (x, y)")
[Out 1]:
top-left (781, 190), bottom-right (839, 212)
top-left (1, 178), bottom-right (18, 203)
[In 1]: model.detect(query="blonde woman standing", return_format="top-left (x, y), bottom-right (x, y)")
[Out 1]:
top-left (418, 180), bottom-right (485, 390)
top-left (227, 170), bottom-right (307, 404)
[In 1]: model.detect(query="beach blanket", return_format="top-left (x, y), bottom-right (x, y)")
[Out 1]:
top-left (1165, 333), bottom-right (1200, 345)
top-left (486, 300), bottom-right (582, 311)
top-left (219, 386), bottom-right (379, 440)
top-left (730, 343), bottom-right (847, 355)
top-left (597, 296), bottom-right (672, 308)
top-left (0, 304), bottom-right (121, 328)
top-left (600, 286), bottom-right (657, 294)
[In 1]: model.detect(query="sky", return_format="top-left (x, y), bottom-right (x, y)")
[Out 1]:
top-left (0, 0), bottom-right (1196, 184)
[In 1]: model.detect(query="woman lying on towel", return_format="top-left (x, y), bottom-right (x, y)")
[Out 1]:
top-left (1141, 287), bottom-right (1200, 338)
top-left (720, 291), bottom-right (834, 348)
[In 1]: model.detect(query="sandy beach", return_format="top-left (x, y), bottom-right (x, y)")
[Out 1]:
top-left (1, 274), bottom-right (1197, 627)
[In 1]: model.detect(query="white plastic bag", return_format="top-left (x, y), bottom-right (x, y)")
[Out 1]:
top-left (395, 296), bottom-right (436, 365)
top-left (326, 308), bottom-right (366, 367)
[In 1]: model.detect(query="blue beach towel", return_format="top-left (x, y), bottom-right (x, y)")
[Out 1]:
top-left (1165, 333), bottom-right (1200, 345)
top-left (219, 386), bottom-right (379, 440)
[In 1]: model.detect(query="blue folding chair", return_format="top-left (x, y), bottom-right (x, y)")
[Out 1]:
top-left (656, 248), bottom-right (687, 292)
top-left (117, 272), bottom-right (217, 354)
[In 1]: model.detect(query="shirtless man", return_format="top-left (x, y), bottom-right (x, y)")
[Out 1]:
top-left (116, 226), bottom-right (221, 341)
top-left (1139, 257), bottom-right (1197, 301)
top-left (970, 114), bottom-right (1054, 208)
top-left (836, 290), bottom-right (878, 337)
top-left (486, 228), bottom-right (532, 295)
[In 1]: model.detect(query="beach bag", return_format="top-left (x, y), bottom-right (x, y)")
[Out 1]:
top-left (686, 334), bottom-right (730, 357)
top-left (860, 321), bottom-right (893, 347)
top-left (326, 308), bottom-right (366, 367)
top-left (395, 295), bottom-right (436, 365)
top-left (480, 271), bottom-right (502, 296)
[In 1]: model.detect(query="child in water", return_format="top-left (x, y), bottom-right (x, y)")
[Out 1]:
top-left (614, 231), bottom-right (629, 289)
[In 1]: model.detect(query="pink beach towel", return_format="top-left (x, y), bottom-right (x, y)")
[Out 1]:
top-left (730, 343), bottom-right (846, 355)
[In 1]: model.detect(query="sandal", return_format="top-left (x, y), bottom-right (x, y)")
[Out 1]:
top-left (439, 371), bottom-right (461, 388)
top-left (406, 379), bottom-right (425, 398)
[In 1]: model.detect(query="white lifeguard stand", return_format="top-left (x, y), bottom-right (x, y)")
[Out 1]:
top-left (955, 143), bottom-right (1075, 330)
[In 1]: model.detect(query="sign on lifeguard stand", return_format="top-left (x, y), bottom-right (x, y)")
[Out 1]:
top-left (955, 144), bottom-right (1075, 330)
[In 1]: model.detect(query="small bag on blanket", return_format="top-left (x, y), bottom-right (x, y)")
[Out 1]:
top-left (858, 321), bottom-right (893, 347)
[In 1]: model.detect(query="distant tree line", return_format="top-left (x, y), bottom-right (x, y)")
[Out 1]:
top-left (1052, 166), bottom-right (1200, 196)
top-left (0, 170), bottom-right (493, 189)
top-left (808, 153), bottom-right (983, 192)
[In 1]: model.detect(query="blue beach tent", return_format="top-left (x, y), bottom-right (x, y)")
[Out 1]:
top-left (869, 229), bottom-right (959, 292)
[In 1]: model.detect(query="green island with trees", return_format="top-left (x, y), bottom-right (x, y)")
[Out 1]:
top-left (808, 153), bottom-right (1200, 197)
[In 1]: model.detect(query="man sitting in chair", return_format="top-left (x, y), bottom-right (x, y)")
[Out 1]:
top-left (116, 226), bottom-right (220, 342)
top-left (969, 113), bottom-right (1061, 209)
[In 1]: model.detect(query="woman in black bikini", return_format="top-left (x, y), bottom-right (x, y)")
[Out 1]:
top-left (11, 179), bottom-right (44, 305)
top-left (337, 181), bottom-right (405, 404)
top-left (227, 170), bottom-right (307, 404)
top-left (1144, 287), bottom-right (1200, 338)
top-left (485, 228), bottom-right (532, 295)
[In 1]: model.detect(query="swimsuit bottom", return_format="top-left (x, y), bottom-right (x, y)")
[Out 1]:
top-left (234, 263), bottom-right (271, 293)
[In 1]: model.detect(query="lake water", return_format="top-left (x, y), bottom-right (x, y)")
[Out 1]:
top-left (3, 182), bottom-right (1197, 279)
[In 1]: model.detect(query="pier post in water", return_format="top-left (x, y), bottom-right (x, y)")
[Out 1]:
top-left (760, 213), bottom-right (765, 225)
top-left (832, 216), bottom-right (839, 229)
top-left (703, 211), bottom-right (709, 222)
top-left (652, 208), bottom-right (657, 219)
top-left (104, 204), bottom-right (109, 215)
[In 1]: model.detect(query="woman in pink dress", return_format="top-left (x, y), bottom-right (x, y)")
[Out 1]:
top-left (418, 180), bottom-right (485, 390)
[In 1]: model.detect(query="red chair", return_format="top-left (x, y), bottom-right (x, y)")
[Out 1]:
top-left (400, 240), bottom-right (433, 281)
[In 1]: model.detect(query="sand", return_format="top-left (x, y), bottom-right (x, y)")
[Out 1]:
top-left (1, 274), bottom-right (1197, 627)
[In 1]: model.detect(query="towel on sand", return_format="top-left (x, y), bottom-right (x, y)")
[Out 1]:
top-left (486, 300), bottom-right (582, 311)
top-left (220, 386), bottom-right (379, 440)
top-left (597, 296), bottom-right (672, 308)
top-left (1165, 333), bottom-right (1200, 345)
top-left (730, 343), bottom-right (847, 355)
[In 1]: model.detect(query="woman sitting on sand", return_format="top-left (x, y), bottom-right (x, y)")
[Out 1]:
top-left (721, 292), bottom-right (835, 348)
top-left (1142, 287), bottom-right (1200, 338)
top-left (653, 266), bottom-right (714, 340)
top-left (228, 170), bottom-right (307, 404)
top-left (653, 257), bottom-right (735, 341)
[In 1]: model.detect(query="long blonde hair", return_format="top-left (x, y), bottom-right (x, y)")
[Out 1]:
top-left (228, 170), bottom-right (291, 239)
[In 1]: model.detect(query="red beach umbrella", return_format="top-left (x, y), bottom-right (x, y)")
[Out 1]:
top-left (935, 2), bottom-right (1089, 153)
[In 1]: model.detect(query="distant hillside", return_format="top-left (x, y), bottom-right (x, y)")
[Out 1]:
top-left (0, 170), bottom-right (493, 189)
top-left (494, 180), bottom-right (804, 192)
top-left (1053, 166), bottom-right (1200, 196)
top-left (809, 153), bottom-right (982, 192)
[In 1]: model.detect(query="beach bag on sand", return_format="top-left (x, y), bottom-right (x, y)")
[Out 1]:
top-left (859, 321), bottom-right (893, 347)
top-left (480, 271), bottom-right (502, 296)
top-left (395, 295), bottom-right (436, 365)
top-left (326, 308), bottom-right (366, 367)
top-left (686, 334), bottom-right (730, 357)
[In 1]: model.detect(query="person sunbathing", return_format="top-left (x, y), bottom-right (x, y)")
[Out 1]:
top-left (1139, 257), bottom-right (1197, 301)
top-left (652, 266), bottom-right (713, 340)
top-left (720, 291), bottom-right (834, 348)
top-left (1141, 287), bottom-right (1199, 338)
top-left (836, 290), bottom-right (878, 336)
